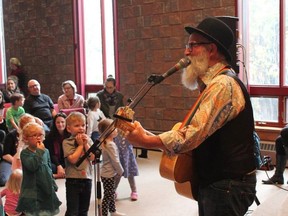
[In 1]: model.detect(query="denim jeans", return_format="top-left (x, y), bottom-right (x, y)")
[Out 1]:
top-left (198, 174), bottom-right (257, 216)
top-left (65, 178), bottom-right (92, 216)
top-left (0, 160), bottom-right (11, 186)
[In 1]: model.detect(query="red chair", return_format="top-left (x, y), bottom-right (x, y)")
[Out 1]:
top-left (60, 107), bottom-right (86, 116)
top-left (3, 103), bottom-right (12, 118)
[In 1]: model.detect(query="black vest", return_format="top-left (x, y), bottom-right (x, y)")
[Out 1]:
top-left (194, 71), bottom-right (256, 187)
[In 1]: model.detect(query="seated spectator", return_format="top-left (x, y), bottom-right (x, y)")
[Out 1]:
top-left (2, 76), bottom-right (22, 103)
top-left (57, 80), bottom-right (85, 110)
top-left (9, 57), bottom-right (28, 97)
top-left (5, 93), bottom-right (25, 131)
top-left (23, 79), bottom-right (56, 132)
top-left (0, 90), bottom-right (8, 135)
top-left (86, 96), bottom-right (106, 142)
top-left (44, 112), bottom-right (70, 179)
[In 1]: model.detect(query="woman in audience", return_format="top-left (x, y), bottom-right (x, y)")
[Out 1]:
top-left (57, 80), bottom-right (85, 110)
top-left (44, 112), bottom-right (70, 178)
top-left (0, 91), bottom-right (9, 186)
top-left (0, 90), bottom-right (8, 134)
top-left (2, 75), bottom-right (22, 103)
top-left (9, 57), bottom-right (28, 97)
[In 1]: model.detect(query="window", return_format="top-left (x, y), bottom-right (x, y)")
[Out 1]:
top-left (239, 0), bottom-right (287, 127)
top-left (73, 0), bottom-right (118, 97)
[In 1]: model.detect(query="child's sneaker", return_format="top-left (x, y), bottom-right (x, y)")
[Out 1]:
top-left (130, 192), bottom-right (138, 201)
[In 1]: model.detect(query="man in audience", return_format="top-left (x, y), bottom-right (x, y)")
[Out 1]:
top-left (23, 79), bottom-right (56, 131)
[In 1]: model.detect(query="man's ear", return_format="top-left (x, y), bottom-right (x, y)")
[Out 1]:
top-left (209, 43), bottom-right (218, 55)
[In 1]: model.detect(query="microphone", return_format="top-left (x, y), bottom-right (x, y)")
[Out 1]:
top-left (153, 57), bottom-right (191, 84)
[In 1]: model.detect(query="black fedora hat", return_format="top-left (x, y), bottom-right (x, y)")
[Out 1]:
top-left (185, 17), bottom-right (234, 62)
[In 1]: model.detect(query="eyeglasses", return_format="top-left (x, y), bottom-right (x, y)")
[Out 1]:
top-left (185, 42), bottom-right (212, 52)
top-left (28, 134), bottom-right (45, 139)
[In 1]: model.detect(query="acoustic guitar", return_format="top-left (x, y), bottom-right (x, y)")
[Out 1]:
top-left (114, 106), bottom-right (198, 200)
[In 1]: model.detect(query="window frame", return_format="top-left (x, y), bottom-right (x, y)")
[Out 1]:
top-left (72, 0), bottom-right (119, 98)
top-left (239, 0), bottom-right (287, 128)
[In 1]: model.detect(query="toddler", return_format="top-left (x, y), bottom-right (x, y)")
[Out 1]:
top-left (86, 96), bottom-right (106, 142)
top-left (63, 111), bottom-right (95, 215)
top-left (16, 122), bottom-right (61, 215)
top-left (0, 169), bottom-right (23, 216)
top-left (99, 119), bottom-right (125, 216)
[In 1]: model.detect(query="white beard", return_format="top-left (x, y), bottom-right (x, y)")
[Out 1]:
top-left (181, 49), bottom-right (210, 90)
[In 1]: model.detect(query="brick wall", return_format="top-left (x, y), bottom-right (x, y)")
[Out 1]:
top-left (3, 0), bottom-right (75, 102)
top-left (2, 0), bottom-right (236, 132)
top-left (117, 0), bottom-right (236, 131)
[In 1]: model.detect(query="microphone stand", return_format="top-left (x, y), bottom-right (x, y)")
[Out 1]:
top-left (92, 147), bottom-right (102, 216)
top-left (76, 74), bottom-right (177, 216)
top-left (76, 74), bottom-right (165, 167)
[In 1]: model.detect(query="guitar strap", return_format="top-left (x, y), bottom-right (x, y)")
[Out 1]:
top-left (180, 66), bottom-right (230, 128)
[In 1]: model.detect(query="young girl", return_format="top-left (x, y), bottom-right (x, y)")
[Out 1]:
top-left (86, 96), bottom-right (106, 142)
top-left (98, 119), bottom-right (125, 216)
top-left (0, 169), bottom-right (23, 216)
top-left (16, 122), bottom-right (61, 215)
top-left (11, 113), bottom-right (42, 170)
top-left (114, 135), bottom-right (139, 201)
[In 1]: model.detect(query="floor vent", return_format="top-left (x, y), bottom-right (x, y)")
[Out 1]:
top-left (260, 141), bottom-right (276, 165)
top-left (260, 142), bottom-right (275, 152)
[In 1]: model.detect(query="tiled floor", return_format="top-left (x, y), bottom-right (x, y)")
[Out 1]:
top-left (2, 150), bottom-right (288, 215)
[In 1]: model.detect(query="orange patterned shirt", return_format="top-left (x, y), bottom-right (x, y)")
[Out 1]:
top-left (159, 62), bottom-right (246, 154)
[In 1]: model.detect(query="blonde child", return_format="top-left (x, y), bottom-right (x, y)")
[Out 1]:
top-left (0, 113), bottom-right (38, 186)
top-left (16, 122), bottom-right (61, 215)
top-left (98, 119), bottom-right (125, 216)
top-left (0, 169), bottom-right (23, 216)
top-left (11, 113), bottom-right (43, 170)
top-left (5, 93), bottom-right (25, 131)
top-left (86, 96), bottom-right (106, 142)
top-left (62, 112), bottom-right (95, 215)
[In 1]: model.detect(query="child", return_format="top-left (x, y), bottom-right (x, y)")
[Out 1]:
top-left (0, 169), bottom-right (23, 216)
top-left (62, 112), bottom-right (95, 215)
top-left (114, 135), bottom-right (139, 201)
top-left (11, 113), bottom-right (42, 170)
top-left (16, 122), bottom-right (61, 215)
top-left (98, 119), bottom-right (125, 216)
top-left (86, 96), bottom-right (106, 142)
top-left (5, 93), bottom-right (25, 131)
top-left (0, 113), bottom-right (37, 186)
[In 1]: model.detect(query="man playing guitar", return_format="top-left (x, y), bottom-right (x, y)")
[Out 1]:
top-left (125, 17), bottom-right (257, 216)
